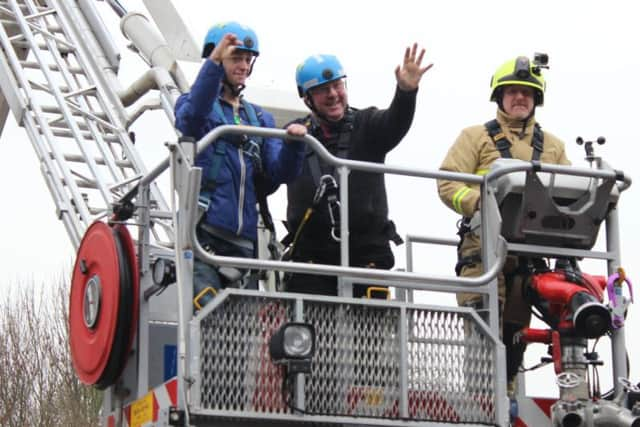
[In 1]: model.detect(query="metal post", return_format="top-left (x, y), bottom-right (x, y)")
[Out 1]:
top-left (399, 306), bottom-right (409, 418)
top-left (169, 142), bottom-right (194, 419)
top-left (294, 299), bottom-right (305, 411)
top-left (337, 165), bottom-right (351, 297)
top-left (606, 206), bottom-right (627, 395)
top-left (136, 184), bottom-right (152, 395)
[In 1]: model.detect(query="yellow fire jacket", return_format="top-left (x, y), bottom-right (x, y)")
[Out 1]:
top-left (438, 109), bottom-right (570, 217)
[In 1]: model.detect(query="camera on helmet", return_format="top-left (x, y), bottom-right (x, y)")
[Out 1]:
top-left (532, 52), bottom-right (550, 75)
top-left (533, 52), bottom-right (549, 67)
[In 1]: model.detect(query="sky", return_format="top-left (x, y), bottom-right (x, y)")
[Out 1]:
top-left (1, 0), bottom-right (640, 398)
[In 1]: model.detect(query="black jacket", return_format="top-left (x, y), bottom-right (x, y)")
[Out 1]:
top-left (286, 86), bottom-right (417, 263)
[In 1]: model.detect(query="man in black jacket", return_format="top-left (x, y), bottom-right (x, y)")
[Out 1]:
top-left (284, 44), bottom-right (432, 296)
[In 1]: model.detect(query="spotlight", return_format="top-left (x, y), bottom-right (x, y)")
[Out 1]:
top-left (269, 323), bottom-right (316, 374)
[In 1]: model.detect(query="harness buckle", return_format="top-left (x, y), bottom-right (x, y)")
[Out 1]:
top-left (329, 200), bottom-right (341, 242)
top-left (320, 175), bottom-right (341, 242)
top-left (243, 138), bottom-right (263, 174)
top-left (197, 196), bottom-right (210, 221)
top-left (494, 132), bottom-right (506, 141)
top-left (313, 175), bottom-right (338, 204)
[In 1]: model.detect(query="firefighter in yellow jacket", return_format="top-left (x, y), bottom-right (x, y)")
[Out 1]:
top-left (437, 54), bottom-right (569, 387)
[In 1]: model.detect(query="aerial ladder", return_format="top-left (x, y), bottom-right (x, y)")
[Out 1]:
top-left (1, 1), bottom-right (638, 426)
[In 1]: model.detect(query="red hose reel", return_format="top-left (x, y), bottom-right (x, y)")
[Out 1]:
top-left (69, 221), bottom-right (139, 389)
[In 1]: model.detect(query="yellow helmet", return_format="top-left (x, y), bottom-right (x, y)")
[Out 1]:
top-left (490, 56), bottom-right (546, 106)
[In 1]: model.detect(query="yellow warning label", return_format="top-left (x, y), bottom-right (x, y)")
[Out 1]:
top-left (365, 388), bottom-right (384, 406)
top-left (130, 392), bottom-right (153, 427)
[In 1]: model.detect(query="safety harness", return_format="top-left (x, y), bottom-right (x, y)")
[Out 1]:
top-left (197, 98), bottom-right (280, 289)
top-left (485, 119), bottom-right (544, 161)
top-left (200, 98), bottom-right (263, 192)
top-left (281, 112), bottom-right (353, 260)
top-left (282, 109), bottom-right (403, 262)
top-left (454, 119), bottom-right (545, 275)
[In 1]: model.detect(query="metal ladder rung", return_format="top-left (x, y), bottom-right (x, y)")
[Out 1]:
top-left (11, 39), bottom-right (74, 54)
top-left (21, 59), bottom-right (84, 75)
top-left (48, 118), bottom-right (119, 137)
top-left (43, 117), bottom-right (118, 135)
top-left (41, 104), bottom-right (107, 120)
top-left (65, 103), bottom-right (121, 132)
top-left (69, 170), bottom-right (125, 194)
top-left (62, 153), bottom-right (133, 168)
top-left (64, 85), bottom-right (96, 99)
top-left (74, 178), bottom-right (98, 189)
top-left (21, 17), bottom-right (75, 51)
top-left (73, 178), bottom-right (138, 195)
top-left (7, 32), bottom-right (23, 42)
top-left (29, 79), bottom-right (71, 95)
top-left (47, 128), bottom-right (120, 142)
top-left (46, 110), bottom-right (122, 134)
top-left (0, 18), bottom-right (19, 25)
top-left (8, 19), bottom-right (62, 34)
top-left (24, 7), bottom-right (56, 21)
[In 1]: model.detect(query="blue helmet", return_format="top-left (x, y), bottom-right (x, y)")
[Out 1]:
top-left (296, 54), bottom-right (346, 97)
top-left (201, 21), bottom-right (260, 58)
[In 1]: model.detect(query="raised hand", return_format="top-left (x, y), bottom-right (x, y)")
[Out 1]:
top-left (395, 43), bottom-right (433, 91)
top-left (209, 33), bottom-right (242, 65)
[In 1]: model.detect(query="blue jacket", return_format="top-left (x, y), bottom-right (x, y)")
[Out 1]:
top-left (175, 59), bottom-right (304, 242)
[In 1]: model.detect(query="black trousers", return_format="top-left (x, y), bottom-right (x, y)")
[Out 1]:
top-left (284, 242), bottom-right (394, 297)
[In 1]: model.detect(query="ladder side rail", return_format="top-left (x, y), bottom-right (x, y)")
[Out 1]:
top-left (23, 111), bottom-right (83, 246)
top-left (0, 17), bottom-right (27, 134)
top-left (0, 7), bottom-right (20, 136)
top-left (0, 6), bottom-right (92, 228)
top-left (0, 12), bottom-right (84, 244)
top-left (15, 0), bottom-right (113, 204)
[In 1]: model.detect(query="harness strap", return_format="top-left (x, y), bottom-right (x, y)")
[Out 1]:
top-left (306, 110), bottom-right (354, 185)
top-left (531, 123), bottom-right (544, 161)
top-left (455, 253), bottom-right (482, 276)
top-left (204, 98), bottom-right (263, 185)
top-left (484, 119), bottom-right (545, 160)
top-left (298, 111), bottom-right (354, 243)
top-left (203, 143), bottom-right (227, 191)
top-left (201, 99), bottom-right (271, 229)
top-left (485, 119), bottom-right (512, 159)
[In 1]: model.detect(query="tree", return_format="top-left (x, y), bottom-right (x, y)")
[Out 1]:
top-left (0, 278), bottom-right (101, 426)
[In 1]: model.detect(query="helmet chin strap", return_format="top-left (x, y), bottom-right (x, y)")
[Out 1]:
top-left (223, 77), bottom-right (245, 98)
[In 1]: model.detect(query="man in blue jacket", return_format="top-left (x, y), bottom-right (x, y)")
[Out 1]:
top-left (174, 22), bottom-right (306, 309)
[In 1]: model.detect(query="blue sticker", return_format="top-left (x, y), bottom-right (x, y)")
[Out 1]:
top-left (164, 345), bottom-right (177, 381)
